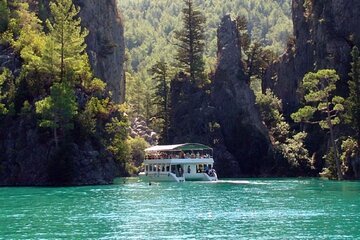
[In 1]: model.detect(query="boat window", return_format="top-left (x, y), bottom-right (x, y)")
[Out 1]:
top-left (145, 165), bottom-right (148, 171)
top-left (166, 165), bottom-right (170, 172)
top-left (196, 164), bottom-right (204, 173)
top-left (161, 164), bottom-right (165, 172)
top-left (149, 165), bottom-right (153, 172)
top-left (171, 165), bottom-right (175, 173)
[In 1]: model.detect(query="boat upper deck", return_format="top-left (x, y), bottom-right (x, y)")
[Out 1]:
top-left (144, 143), bottom-right (214, 164)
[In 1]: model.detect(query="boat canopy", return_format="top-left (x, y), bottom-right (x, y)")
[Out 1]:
top-left (145, 143), bottom-right (212, 152)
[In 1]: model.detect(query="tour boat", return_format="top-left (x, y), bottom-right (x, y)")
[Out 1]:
top-left (139, 143), bottom-right (218, 183)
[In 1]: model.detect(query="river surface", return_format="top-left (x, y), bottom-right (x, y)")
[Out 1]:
top-left (1, 178), bottom-right (360, 239)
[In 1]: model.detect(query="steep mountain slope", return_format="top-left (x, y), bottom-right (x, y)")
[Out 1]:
top-left (263, 0), bottom-right (360, 113)
top-left (169, 15), bottom-right (274, 177)
top-left (0, 0), bottom-right (127, 186)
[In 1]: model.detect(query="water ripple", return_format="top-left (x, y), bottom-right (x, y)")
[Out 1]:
top-left (1, 179), bottom-right (360, 239)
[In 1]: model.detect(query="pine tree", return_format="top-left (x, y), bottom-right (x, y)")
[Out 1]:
top-left (45, 0), bottom-right (90, 85)
top-left (347, 46), bottom-right (360, 146)
top-left (235, 15), bottom-right (274, 84)
top-left (149, 61), bottom-right (171, 143)
top-left (35, 82), bottom-right (78, 148)
top-left (291, 69), bottom-right (345, 180)
top-left (236, 15), bottom-right (250, 53)
top-left (174, 0), bottom-right (206, 85)
top-left (0, 0), bottom-right (9, 33)
top-left (245, 42), bottom-right (275, 83)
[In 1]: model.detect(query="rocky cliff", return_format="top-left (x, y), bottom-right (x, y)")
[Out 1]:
top-left (212, 15), bottom-right (274, 176)
top-left (263, 0), bottom-right (360, 114)
top-left (169, 15), bottom-right (274, 177)
top-left (74, 0), bottom-right (125, 103)
top-left (0, 0), bottom-right (127, 186)
top-left (0, 116), bottom-right (122, 186)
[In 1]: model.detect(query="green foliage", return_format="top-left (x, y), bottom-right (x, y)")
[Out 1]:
top-left (127, 136), bottom-right (149, 169)
top-left (280, 131), bottom-right (311, 168)
top-left (149, 61), bottom-right (171, 143)
top-left (0, 0), bottom-right (9, 33)
top-left (119, 0), bottom-right (292, 122)
top-left (0, 68), bottom-right (15, 116)
top-left (292, 69), bottom-right (344, 129)
top-left (86, 78), bottom-right (107, 94)
top-left (245, 42), bottom-right (276, 82)
top-left (0, 0), bottom-right (131, 178)
top-left (46, 0), bottom-right (90, 85)
top-left (78, 97), bottom-right (110, 134)
top-left (175, 0), bottom-right (206, 84)
top-left (291, 69), bottom-right (344, 180)
top-left (20, 100), bottom-right (31, 116)
top-left (340, 137), bottom-right (358, 177)
top-left (236, 15), bottom-right (251, 53)
top-left (320, 148), bottom-right (337, 180)
top-left (346, 46), bottom-right (360, 145)
top-left (35, 82), bottom-right (78, 146)
top-left (256, 89), bottom-right (312, 169)
top-left (291, 106), bottom-right (316, 123)
top-left (256, 89), bottom-right (282, 128)
top-left (118, 0), bottom-right (292, 75)
top-left (105, 117), bottom-right (130, 163)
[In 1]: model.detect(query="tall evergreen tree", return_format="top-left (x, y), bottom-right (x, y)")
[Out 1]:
top-left (174, 0), bottom-right (206, 85)
top-left (291, 69), bottom-right (345, 180)
top-left (235, 15), bottom-right (275, 84)
top-left (149, 61), bottom-right (171, 143)
top-left (35, 82), bottom-right (78, 148)
top-left (235, 15), bottom-right (250, 54)
top-left (347, 46), bottom-right (360, 146)
top-left (0, 0), bottom-right (9, 33)
top-left (45, 0), bottom-right (90, 85)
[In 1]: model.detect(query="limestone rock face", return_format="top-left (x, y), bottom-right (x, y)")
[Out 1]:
top-left (169, 15), bottom-right (274, 177)
top-left (0, 1), bottom-right (126, 185)
top-left (263, 0), bottom-right (360, 113)
top-left (212, 15), bottom-right (273, 176)
top-left (75, 0), bottom-right (125, 103)
top-left (0, 118), bottom-right (120, 186)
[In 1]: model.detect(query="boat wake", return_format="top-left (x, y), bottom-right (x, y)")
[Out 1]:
top-left (212, 180), bottom-right (251, 184)
top-left (203, 180), bottom-right (269, 185)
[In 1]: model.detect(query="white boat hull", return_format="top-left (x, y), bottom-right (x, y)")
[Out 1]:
top-left (138, 172), bottom-right (217, 183)
top-left (139, 172), bottom-right (185, 182)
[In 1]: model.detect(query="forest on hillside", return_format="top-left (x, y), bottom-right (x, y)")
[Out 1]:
top-left (118, 0), bottom-right (360, 181)
top-left (118, 0), bottom-right (293, 122)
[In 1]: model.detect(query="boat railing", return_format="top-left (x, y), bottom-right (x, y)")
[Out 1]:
top-left (145, 154), bottom-right (212, 160)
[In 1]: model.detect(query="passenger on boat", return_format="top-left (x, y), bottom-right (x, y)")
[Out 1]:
top-left (204, 165), bottom-right (209, 174)
top-left (209, 168), bottom-right (216, 177)
top-left (179, 167), bottom-right (183, 177)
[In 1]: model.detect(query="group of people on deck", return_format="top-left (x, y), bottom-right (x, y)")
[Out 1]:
top-left (146, 152), bottom-right (211, 160)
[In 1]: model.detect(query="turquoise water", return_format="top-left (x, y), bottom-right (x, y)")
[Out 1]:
top-left (1, 179), bottom-right (360, 239)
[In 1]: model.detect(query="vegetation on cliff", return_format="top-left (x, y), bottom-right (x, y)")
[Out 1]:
top-left (0, 0), bottom-right (129, 185)
top-left (1, 0), bottom-right (360, 181)
top-left (125, 0), bottom-right (360, 180)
